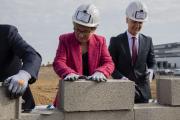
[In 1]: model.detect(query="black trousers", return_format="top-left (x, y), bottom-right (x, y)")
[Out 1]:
top-left (135, 85), bottom-right (149, 103)
top-left (22, 86), bottom-right (35, 110)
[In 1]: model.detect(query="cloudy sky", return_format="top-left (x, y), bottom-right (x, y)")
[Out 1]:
top-left (0, 0), bottom-right (180, 64)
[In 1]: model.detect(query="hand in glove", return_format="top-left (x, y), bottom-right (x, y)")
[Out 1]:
top-left (64, 73), bottom-right (80, 81)
top-left (121, 76), bottom-right (129, 80)
top-left (146, 69), bottom-right (154, 83)
top-left (4, 70), bottom-right (31, 99)
top-left (87, 72), bottom-right (107, 82)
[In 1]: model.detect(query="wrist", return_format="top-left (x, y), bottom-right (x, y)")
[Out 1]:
top-left (19, 70), bottom-right (31, 81)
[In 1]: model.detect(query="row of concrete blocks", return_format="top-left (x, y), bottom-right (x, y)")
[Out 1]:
top-left (17, 103), bottom-right (180, 120)
top-left (1, 77), bottom-right (180, 120)
top-left (59, 78), bottom-right (180, 111)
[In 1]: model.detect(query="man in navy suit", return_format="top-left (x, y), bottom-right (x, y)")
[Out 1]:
top-left (0, 25), bottom-right (42, 111)
top-left (109, 1), bottom-right (156, 103)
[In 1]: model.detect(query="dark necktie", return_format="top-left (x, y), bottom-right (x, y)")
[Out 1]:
top-left (132, 37), bottom-right (137, 65)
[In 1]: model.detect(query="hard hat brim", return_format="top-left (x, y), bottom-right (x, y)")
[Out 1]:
top-left (128, 16), bottom-right (148, 22)
top-left (73, 19), bottom-right (99, 28)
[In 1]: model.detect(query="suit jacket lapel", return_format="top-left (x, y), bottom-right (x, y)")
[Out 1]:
top-left (72, 34), bottom-right (83, 74)
top-left (136, 34), bottom-right (144, 64)
top-left (88, 35), bottom-right (99, 75)
top-left (120, 32), bottom-right (132, 65)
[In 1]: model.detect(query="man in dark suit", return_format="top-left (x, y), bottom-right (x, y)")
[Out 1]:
top-left (0, 25), bottom-right (42, 111)
top-left (109, 1), bottom-right (156, 103)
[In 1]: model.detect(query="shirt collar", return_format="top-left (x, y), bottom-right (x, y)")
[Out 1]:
top-left (126, 31), bottom-right (139, 40)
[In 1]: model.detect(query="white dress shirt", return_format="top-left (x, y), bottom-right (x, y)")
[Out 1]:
top-left (126, 31), bottom-right (139, 56)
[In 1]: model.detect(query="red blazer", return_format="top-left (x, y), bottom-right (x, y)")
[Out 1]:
top-left (53, 32), bottom-right (114, 78)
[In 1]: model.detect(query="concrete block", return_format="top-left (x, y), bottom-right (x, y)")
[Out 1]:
top-left (59, 79), bottom-right (135, 111)
top-left (21, 113), bottom-right (40, 120)
top-left (21, 110), bottom-right (62, 120)
top-left (21, 109), bottom-right (134, 120)
top-left (63, 110), bottom-right (134, 120)
top-left (0, 82), bottom-right (21, 120)
top-left (134, 103), bottom-right (180, 120)
top-left (157, 77), bottom-right (180, 105)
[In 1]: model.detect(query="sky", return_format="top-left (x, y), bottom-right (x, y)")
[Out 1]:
top-left (0, 0), bottom-right (180, 64)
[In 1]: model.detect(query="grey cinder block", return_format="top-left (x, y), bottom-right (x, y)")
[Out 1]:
top-left (0, 83), bottom-right (21, 120)
top-left (59, 79), bottom-right (135, 111)
top-left (21, 113), bottom-right (40, 120)
top-left (21, 109), bottom-right (134, 120)
top-left (21, 110), bottom-right (62, 120)
top-left (63, 110), bottom-right (134, 120)
top-left (134, 103), bottom-right (180, 120)
top-left (157, 77), bottom-right (180, 105)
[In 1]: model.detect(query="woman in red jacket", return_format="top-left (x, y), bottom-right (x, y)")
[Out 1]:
top-left (53, 4), bottom-right (114, 107)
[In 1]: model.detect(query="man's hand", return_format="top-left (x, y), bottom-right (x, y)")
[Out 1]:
top-left (4, 70), bottom-right (31, 99)
top-left (87, 72), bottom-right (107, 82)
top-left (121, 76), bottom-right (129, 80)
top-left (146, 69), bottom-right (154, 83)
top-left (64, 73), bottom-right (80, 81)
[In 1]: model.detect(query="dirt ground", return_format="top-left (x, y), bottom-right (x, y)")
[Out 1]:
top-left (30, 66), bottom-right (59, 105)
top-left (31, 66), bottom-right (157, 105)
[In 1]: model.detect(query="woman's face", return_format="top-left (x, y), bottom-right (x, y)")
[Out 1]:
top-left (74, 23), bottom-right (95, 44)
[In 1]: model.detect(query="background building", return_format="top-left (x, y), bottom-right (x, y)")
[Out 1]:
top-left (154, 42), bottom-right (180, 69)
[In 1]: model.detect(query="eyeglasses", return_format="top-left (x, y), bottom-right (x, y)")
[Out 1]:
top-left (74, 27), bottom-right (92, 35)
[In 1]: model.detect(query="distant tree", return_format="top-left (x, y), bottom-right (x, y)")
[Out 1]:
top-left (46, 61), bottom-right (52, 67)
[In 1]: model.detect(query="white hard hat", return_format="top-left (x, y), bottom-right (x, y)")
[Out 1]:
top-left (72, 4), bottom-right (100, 27)
top-left (126, 1), bottom-right (148, 22)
